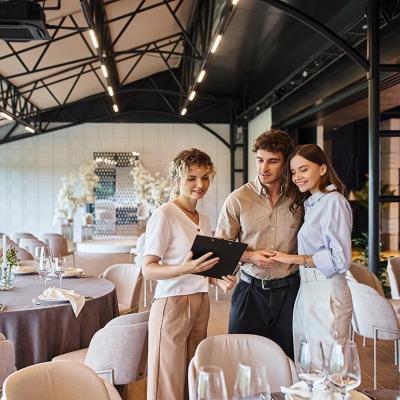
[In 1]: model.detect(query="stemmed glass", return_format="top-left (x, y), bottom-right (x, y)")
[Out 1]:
top-left (197, 365), bottom-right (228, 400)
top-left (38, 258), bottom-right (51, 290)
top-left (54, 258), bottom-right (68, 288)
top-left (296, 339), bottom-right (326, 398)
top-left (233, 364), bottom-right (271, 400)
top-left (328, 341), bottom-right (361, 400)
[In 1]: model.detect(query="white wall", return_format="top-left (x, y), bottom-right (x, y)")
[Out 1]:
top-left (248, 108), bottom-right (272, 181)
top-left (0, 123), bottom-right (231, 236)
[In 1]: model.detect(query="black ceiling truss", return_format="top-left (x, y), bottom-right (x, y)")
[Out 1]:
top-left (239, 0), bottom-right (400, 123)
top-left (0, 0), bottom-right (214, 144)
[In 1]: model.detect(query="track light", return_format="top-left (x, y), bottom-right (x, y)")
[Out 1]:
top-left (101, 64), bottom-right (108, 78)
top-left (197, 70), bottom-right (206, 83)
top-left (210, 34), bottom-right (222, 53)
top-left (188, 90), bottom-right (196, 101)
top-left (113, 104), bottom-right (119, 113)
top-left (107, 86), bottom-right (114, 96)
top-left (232, 0), bottom-right (239, 4)
top-left (0, 112), bottom-right (13, 121)
top-left (25, 126), bottom-right (35, 133)
top-left (180, 107), bottom-right (187, 116)
top-left (89, 29), bottom-right (99, 49)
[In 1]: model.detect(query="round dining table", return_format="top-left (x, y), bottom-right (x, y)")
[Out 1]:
top-left (0, 273), bottom-right (118, 369)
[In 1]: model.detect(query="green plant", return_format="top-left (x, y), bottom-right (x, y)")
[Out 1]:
top-left (353, 175), bottom-right (395, 209)
top-left (0, 246), bottom-right (20, 268)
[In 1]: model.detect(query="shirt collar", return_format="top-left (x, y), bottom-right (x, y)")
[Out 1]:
top-left (304, 184), bottom-right (336, 208)
top-left (253, 177), bottom-right (284, 199)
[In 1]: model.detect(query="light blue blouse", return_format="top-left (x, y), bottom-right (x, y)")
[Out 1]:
top-left (298, 184), bottom-right (353, 278)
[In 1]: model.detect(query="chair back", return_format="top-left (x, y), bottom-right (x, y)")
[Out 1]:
top-left (15, 246), bottom-right (34, 261)
top-left (18, 239), bottom-right (47, 258)
top-left (84, 311), bottom-right (149, 385)
top-left (102, 264), bottom-right (143, 313)
top-left (387, 257), bottom-right (400, 299)
top-left (348, 281), bottom-right (400, 340)
top-left (2, 360), bottom-right (115, 400)
top-left (9, 233), bottom-right (36, 245)
top-left (188, 334), bottom-right (297, 399)
top-left (0, 333), bottom-right (16, 388)
top-left (43, 235), bottom-right (70, 258)
top-left (348, 262), bottom-right (384, 296)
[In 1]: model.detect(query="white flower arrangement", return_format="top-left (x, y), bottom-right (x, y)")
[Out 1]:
top-left (53, 161), bottom-right (99, 224)
top-left (130, 161), bottom-right (170, 214)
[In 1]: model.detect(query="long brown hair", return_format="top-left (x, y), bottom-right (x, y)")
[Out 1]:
top-left (285, 144), bottom-right (346, 214)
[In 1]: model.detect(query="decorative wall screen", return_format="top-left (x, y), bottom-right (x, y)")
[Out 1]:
top-left (93, 152), bottom-right (139, 238)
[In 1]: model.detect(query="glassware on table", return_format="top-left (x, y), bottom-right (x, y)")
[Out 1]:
top-left (296, 339), bottom-right (326, 398)
top-left (328, 341), bottom-right (361, 400)
top-left (54, 258), bottom-right (68, 288)
top-left (233, 363), bottom-right (271, 400)
top-left (38, 258), bottom-right (51, 289)
top-left (197, 365), bottom-right (228, 400)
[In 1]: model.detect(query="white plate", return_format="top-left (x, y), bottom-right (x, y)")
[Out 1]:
top-left (37, 294), bottom-right (69, 303)
top-left (62, 268), bottom-right (84, 278)
top-left (286, 390), bottom-right (369, 400)
top-left (14, 266), bottom-right (37, 275)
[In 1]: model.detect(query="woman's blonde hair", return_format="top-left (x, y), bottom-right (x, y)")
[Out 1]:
top-left (168, 148), bottom-right (216, 199)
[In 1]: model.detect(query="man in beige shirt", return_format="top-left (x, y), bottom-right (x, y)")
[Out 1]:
top-left (215, 129), bottom-right (301, 359)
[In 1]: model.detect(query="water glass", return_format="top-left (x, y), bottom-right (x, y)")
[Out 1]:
top-left (233, 363), bottom-right (252, 400)
top-left (54, 258), bottom-right (68, 288)
top-left (328, 341), bottom-right (361, 400)
top-left (296, 340), bottom-right (326, 397)
top-left (233, 364), bottom-right (271, 400)
top-left (197, 365), bottom-right (228, 400)
top-left (38, 258), bottom-right (51, 289)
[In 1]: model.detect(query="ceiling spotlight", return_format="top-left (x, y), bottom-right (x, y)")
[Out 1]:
top-left (180, 107), bottom-right (187, 116)
top-left (107, 86), bottom-right (114, 96)
top-left (210, 34), bottom-right (222, 53)
top-left (25, 126), bottom-right (35, 133)
top-left (89, 29), bottom-right (99, 49)
top-left (197, 69), bottom-right (206, 83)
top-left (113, 104), bottom-right (119, 113)
top-left (101, 64), bottom-right (108, 78)
top-left (0, 112), bottom-right (13, 121)
top-left (302, 70), bottom-right (308, 77)
top-left (188, 90), bottom-right (196, 101)
top-left (232, 0), bottom-right (239, 4)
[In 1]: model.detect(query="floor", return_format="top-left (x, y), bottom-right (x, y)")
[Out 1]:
top-left (126, 282), bottom-right (400, 399)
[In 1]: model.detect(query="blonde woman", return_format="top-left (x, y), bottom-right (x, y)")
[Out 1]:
top-left (143, 148), bottom-right (235, 400)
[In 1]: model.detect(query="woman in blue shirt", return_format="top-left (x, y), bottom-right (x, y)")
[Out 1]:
top-left (271, 144), bottom-right (353, 358)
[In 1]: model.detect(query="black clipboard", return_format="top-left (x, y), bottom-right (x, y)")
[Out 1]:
top-left (190, 235), bottom-right (248, 279)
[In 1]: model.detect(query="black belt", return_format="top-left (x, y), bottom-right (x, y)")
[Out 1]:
top-left (240, 270), bottom-right (300, 290)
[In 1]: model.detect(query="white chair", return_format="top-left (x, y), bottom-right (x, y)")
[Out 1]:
top-left (53, 311), bottom-right (149, 386)
top-left (9, 233), bottom-right (36, 245)
top-left (2, 360), bottom-right (121, 400)
top-left (188, 334), bottom-right (297, 400)
top-left (18, 239), bottom-right (47, 258)
top-left (0, 333), bottom-right (16, 389)
top-left (348, 280), bottom-right (400, 389)
top-left (387, 257), bottom-right (400, 299)
top-left (102, 263), bottom-right (143, 314)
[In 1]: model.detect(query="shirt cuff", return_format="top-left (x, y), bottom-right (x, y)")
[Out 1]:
top-left (312, 250), bottom-right (337, 278)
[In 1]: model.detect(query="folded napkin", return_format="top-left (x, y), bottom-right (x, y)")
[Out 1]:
top-left (14, 265), bottom-right (34, 273)
top-left (42, 287), bottom-right (85, 317)
top-left (281, 381), bottom-right (340, 400)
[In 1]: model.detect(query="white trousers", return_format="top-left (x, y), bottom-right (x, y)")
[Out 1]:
top-left (293, 266), bottom-right (353, 359)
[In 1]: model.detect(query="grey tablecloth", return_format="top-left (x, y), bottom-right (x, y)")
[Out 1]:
top-left (0, 274), bottom-right (118, 369)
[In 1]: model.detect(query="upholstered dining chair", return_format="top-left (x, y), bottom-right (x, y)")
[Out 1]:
top-left (53, 312), bottom-right (149, 387)
top-left (18, 238), bottom-right (47, 258)
top-left (348, 262), bottom-right (385, 295)
top-left (15, 246), bottom-right (34, 261)
top-left (348, 280), bottom-right (400, 389)
top-left (9, 232), bottom-right (36, 245)
top-left (188, 334), bottom-right (297, 400)
top-left (0, 333), bottom-right (16, 390)
top-left (2, 360), bottom-right (121, 400)
top-left (387, 257), bottom-right (400, 300)
top-left (101, 263), bottom-right (143, 314)
top-left (40, 233), bottom-right (75, 266)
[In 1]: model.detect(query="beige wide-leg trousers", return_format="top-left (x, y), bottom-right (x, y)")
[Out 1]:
top-left (147, 292), bottom-right (210, 400)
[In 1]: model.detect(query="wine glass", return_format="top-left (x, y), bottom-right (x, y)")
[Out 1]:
top-left (328, 341), bottom-right (361, 400)
top-left (296, 339), bottom-right (326, 398)
top-left (252, 365), bottom-right (271, 400)
top-left (197, 365), bottom-right (228, 400)
top-left (38, 258), bottom-right (51, 290)
top-left (233, 363), bottom-right (271, 400)
top-left (233, 363), bottom-right (252, 400)
top-left (54, 258), bottom-right (68, 288)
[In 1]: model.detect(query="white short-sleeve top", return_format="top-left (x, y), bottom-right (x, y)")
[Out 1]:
top-left (143, 202), bottom-right (211, 299)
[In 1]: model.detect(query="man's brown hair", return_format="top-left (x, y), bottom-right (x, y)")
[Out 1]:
top-left (252, 129), bottom-right (294, 159)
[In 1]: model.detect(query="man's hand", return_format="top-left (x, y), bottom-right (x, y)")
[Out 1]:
top-left (216, 275), bottom-right (237, 293)
top-left (269, 251), bottom-right (294, 264)
top-left (245, 250), bottom-right (275, 268)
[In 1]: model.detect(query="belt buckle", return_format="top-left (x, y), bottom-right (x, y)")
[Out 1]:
top-left (261, 279), bottom-right (271, 290)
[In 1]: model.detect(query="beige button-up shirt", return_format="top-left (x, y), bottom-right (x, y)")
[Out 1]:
top-left (215, 177), bottom-right (301, 279)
